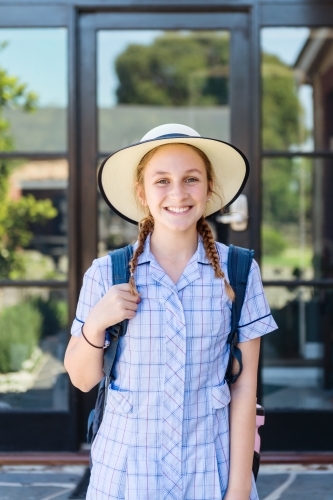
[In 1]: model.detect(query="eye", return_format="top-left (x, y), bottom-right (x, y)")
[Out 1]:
top-left (185, 177), bottom-right (198, 183)
top-left (156, 179), bottom-right (169, 185)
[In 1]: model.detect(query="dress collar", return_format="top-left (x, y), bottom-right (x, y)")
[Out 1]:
top-left (136, 233), bottom-right (211, 266)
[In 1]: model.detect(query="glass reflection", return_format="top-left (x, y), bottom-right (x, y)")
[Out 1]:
top-left (0, 28), bottom-right (67, 152)
top-left (98, 30), bottom-right (230, 152)
top-left (263, 286), bottom-right (333, 410)
top-left (1, 159), bottom-right (68, 280)
top-left (262, 157), bottom-right (313, 280)
top-left (261, 157), bottom-right (333, 282)
top-left (0, 287), bottom-right (68, 411)
top-left (261, 28), bottom-right (333, 152)
top-left (98, 192), bottom-right (138, 256)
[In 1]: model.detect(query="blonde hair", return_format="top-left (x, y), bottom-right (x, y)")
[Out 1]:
top-left (129, 144), bottom-right (235, 301)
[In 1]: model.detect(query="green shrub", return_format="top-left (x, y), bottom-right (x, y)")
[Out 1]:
top-left (262, 225), bottom-right (287, 257)
top-left (0, 301), bottom-right (42, 373)
top-left (31, 297), bottom-right (67, 337)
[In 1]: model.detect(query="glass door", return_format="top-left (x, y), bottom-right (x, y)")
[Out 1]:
top-left (0, 26), bottom-right (75, 450)
top-left (97, 29), bottom-right (231, 254)
top-left (77, 11), bottom-right (252, 443)
top-left (260, 27), bottom-right (333, 451)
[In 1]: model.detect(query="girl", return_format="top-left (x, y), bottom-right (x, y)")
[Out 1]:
top-left (65, 123), bottom-right (277, 500)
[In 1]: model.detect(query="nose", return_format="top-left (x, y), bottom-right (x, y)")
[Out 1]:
top-left (169, 180), bottom-right (188, 202)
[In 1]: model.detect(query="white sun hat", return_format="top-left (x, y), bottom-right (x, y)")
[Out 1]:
top-left (98, 123), bottom-right (250, 225)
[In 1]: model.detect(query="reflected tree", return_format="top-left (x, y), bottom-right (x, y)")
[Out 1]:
top-left (262, 54), bottom-right (310, 260)
top-left (0, 42), bottom-right (57, 279)
top-left (115, 32), bottom-right (229, 106)
top-left (262, 53), bottom-right (307, 150)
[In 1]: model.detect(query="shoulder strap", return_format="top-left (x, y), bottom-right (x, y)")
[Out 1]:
top-left (103, 244), bottom-right (133, 377)
top-left (225, 244), bottom-right (254, 385)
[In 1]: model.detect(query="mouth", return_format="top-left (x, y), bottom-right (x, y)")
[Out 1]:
top-left (164, 206), bottom-right (193, 214)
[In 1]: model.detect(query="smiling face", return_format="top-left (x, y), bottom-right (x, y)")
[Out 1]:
top-left (136, 143), bottom-right (212, 235)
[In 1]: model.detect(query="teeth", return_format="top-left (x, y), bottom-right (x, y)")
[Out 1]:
top-left (167, 206), bottom-right (190, 213)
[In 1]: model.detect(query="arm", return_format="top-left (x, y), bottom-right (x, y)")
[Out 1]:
top-left (224, 337), bottom-right (261, 500)
top-left (64, 333), bottom-right (104, 393)
top-left (64, 281), bottom-right (139, 393)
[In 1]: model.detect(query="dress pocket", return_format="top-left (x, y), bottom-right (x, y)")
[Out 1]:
top-left (107, 386), bottom-right (133, 415)
top-left (211, 379), bottom-right (231, 410)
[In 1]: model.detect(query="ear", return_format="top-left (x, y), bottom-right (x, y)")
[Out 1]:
top-left (207, 182), bottom-right (213, 199)
top-left (136, 183), bottom-right (147, 207)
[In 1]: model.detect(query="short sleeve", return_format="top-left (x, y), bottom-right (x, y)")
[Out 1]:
top-left (237, 259), bottom-right (278, 342)
top-left (71, 256), bottom-right (112, 337)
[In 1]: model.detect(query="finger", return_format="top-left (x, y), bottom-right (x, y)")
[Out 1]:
top-left (123, 301), bottom-right (139, 312)
top-left (125, 310), bottom-right (136, 319)
top-left (118, 290), bottom-right (141, 303)
top-left (116, 283), bottom-right (135, 293)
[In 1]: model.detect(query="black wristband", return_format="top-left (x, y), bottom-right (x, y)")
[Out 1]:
top-left (81, 324), bottom-right (104, 349)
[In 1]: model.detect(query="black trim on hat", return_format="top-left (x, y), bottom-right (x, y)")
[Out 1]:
top-left (98, 156), bottom-right (139, 225)
top-left (155, 133), bottom-right (191, 139)
top-left (97, 135), bottom-right (250, 225)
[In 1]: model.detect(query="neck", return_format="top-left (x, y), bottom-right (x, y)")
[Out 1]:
top-left (150, 224), bottom-right (198, 264)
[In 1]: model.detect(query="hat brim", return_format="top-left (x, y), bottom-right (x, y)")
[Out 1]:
top-left (98, 135), bottom-right (250, 225)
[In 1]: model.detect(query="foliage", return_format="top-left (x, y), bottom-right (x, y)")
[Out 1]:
top-left (262, 225), bottom-right (287, 257)
top-left (261, 54), bottom-right (310, 246)
top-left (262, 156), bottom-right (312, 231)
top-left (262, 53), bottom-right (307, 150)
top-left (115, 32), bottom-right (229, 106)
top-left (32, 296), bottom-right (67, 337)
top-left (0, 41), bottom-right (57, 279)
top-left (0, 295), bottom-right (67, 373)
top-left (0, 194), bottom-right (57, 279)
top-left (263, 158), bottom-right (299, 226)
top-left (0, 42), bottom-right (38, 152)
top-left (0, 301), bottom-right (42, 373)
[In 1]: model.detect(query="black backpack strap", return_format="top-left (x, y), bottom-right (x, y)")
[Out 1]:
top-left (88, 244), bottom-right (133, 445)
top-left (103, 244), bottom-right (133, 378)
top-left (225, 244), bottom-right (254, 385)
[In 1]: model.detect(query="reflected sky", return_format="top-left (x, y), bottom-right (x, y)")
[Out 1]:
top-left (261, 27), bottom-right (310, 66)
top-left (0, 28), bottom-right (67, 107)
top-left (98, 30), bottom-right (161, 107)
top-left (261, 28), bottom-right (314, 147)
top-left (0, 25), bottom-right (321, 134)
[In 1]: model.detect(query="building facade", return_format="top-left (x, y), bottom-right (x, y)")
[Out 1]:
top-left (0, 0), bottom-right (332, 452)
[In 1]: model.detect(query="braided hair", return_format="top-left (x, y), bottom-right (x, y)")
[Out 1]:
top-left (129, 215), bottom-right (154, 296)
top-left (196, 216), bottom-right (235, 301)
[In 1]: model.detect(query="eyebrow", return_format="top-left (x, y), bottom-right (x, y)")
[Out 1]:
top-left (152, 169), bottom-right (203, 176)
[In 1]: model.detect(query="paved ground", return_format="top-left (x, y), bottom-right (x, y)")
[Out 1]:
top-left (0, 463), bottom-right (332, 499)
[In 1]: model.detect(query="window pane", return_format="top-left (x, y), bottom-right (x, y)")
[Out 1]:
top-left (0, 28), bottom-right (67, 152)
top-left (261, 28), bottom-right (333, 152)
top-left (0, 287), bottom-right (68, 411)
top-left (1, 159), bottom-right (68, 280)
top-left (261, 157), bottom-right (333, 282)
top-left (98, 156), bottom-right (137, 254)
top-left (263, 286), bottom-right (333, 410)
top-left (98, 30), bottom-right (230, 152)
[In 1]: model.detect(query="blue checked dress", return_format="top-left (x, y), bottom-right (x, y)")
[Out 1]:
top-left (71, 235), bottom-right (277, 500)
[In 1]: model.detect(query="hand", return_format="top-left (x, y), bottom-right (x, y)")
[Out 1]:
top-left (84, 284), bottom-right (140, 340)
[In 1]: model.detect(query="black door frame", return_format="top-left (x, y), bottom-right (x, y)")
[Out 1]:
top-left (258, 2), bottom-right (333, 452)
top-left (0, 4), bottom-right (78, 451)
top-left (77, 3), bottom-right (333, 451)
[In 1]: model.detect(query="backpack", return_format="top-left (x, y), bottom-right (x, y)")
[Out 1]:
top-left (86, 243), bottom-right (264, 480)
top-left (87, 244), bottom-right (133, 445)
top-left (226, 245), bottom-right (265, 480)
